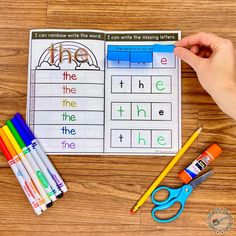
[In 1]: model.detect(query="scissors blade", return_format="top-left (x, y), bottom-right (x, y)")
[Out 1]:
top-left (189, 170), bottom-right (213, 190)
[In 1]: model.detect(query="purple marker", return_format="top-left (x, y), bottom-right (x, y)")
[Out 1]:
top-left (14, 113), bottom-right (68, 193)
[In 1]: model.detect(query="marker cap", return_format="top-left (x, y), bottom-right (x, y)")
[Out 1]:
top-left (15, 113), bottom-right (35, 141)
top-left (6, 120), bottom-right (26, 149)
top-left (0, 137), bottom-right (12, 161)
top-left (2, 125), bottom-right (23, 154)
top-left (0, 128), bottom-right (17, 157)
top-left (11, 117), bottom-right (32, 146)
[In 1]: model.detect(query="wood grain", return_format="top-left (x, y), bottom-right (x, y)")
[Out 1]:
top-left (0, 0), bottom-right (235, 235)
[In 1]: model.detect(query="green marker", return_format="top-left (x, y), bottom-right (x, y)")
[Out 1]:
top-left (6, 120), bottom-right (56, 202)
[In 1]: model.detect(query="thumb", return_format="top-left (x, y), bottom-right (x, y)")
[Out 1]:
top-left (174, 46), bottom-right (203, 71)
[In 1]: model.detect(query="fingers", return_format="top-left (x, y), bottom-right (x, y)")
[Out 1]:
top-left (190, 45), bottom-right (200, 54)
top-left (174, 46), bottom-right (205, 71)
top-left (197, 47), bottom-right (212, 58)
top-left (175, 32), bottom-right (223, 50)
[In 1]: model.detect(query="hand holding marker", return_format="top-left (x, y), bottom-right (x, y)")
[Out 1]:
top-left (0, 128), bottom-right (47, 211)
top-left (15, 113), bottom-right (68, 193)
top-left (0, 137), bottom-right (42, 215)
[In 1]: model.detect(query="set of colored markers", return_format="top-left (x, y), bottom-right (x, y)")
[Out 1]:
top-left (0, 113), bottom-right (68, 215)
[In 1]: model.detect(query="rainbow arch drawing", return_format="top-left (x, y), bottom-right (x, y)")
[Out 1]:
top-left (35, 41), bottom-right (100, 70)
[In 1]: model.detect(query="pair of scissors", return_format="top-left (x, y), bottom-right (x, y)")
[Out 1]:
top-left (151, 170), bottom-right (213, 223)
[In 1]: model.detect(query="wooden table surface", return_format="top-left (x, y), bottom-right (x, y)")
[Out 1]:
top-left (0, 0), bottom-right (235, 235)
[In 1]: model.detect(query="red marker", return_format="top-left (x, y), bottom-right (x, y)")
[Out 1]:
top-left (0, 137), bottom-right (42, 215)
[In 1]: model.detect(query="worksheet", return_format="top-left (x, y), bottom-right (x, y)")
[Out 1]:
top-left (27, 30), bottom-right (181, 155)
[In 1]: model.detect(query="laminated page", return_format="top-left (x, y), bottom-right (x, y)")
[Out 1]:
top-left (27, 30), bottom-right (105, 154)
top-left (104, 31), bottom-right (181, 155)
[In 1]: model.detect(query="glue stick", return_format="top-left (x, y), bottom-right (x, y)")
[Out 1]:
top-left (179, 144), bottom-right (222, 184)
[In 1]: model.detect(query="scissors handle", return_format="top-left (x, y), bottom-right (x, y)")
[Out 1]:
top-left (151, 186), bottom-right (181, 205)
top-left (151, 185), bottom-right (193, 223)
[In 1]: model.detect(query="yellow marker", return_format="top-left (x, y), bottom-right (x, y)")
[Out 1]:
top-left (130, 127), bottom-right (203, 214)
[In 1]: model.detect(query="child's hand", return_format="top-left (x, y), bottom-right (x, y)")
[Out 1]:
top-left (174, 32), bottom-right (236, 120)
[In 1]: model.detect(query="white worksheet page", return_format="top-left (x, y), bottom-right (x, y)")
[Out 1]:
top-left (104, 31), bottom-right (181, 155)
top-left (27, 30), bottom-right (181, 155)
top-left (27, 30), bottom-right (105, 154)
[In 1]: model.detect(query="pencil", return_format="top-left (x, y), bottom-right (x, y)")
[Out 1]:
top-left (130, 127), bottom-right (203, 214)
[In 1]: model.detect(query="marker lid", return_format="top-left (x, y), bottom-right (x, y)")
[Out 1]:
top-left (6, 120), bottom-right (26, 149)
top-left (0, 128), bottom-right (17, 157)
top-left (11, 117), bottom-right (32, 146)
top-left (0, 137), bottom-right (12, 161)
top-left (15, 113), bottom-right (35, 141)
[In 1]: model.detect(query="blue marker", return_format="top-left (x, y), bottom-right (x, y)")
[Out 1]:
top-left (14, 113), bottom-right (68, 193)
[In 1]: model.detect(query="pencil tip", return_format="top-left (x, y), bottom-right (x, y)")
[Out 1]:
top-left (198, 127), bottom-right (203, 132)
top-left (130, 208), bottom-right (136, 214)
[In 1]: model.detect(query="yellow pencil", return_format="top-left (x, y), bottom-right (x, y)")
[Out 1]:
top-left (130, 127), bottom-right (203, 214)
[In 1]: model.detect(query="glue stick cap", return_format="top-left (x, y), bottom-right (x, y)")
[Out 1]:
top-left (205, 143), bottom-right (222, 160)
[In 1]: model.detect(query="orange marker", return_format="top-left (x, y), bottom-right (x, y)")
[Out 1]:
top-left (0, 128), bottom-right (47, 211)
